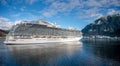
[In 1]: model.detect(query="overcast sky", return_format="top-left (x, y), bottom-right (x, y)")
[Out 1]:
top-left (0, 0), bottom-right (120, 30)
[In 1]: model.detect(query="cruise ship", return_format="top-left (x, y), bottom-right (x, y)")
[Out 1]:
top-left (4, 20), bottom-right (82, 44)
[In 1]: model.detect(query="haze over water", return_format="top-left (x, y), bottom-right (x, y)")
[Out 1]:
top-left (0, 39), bottom-right (120, 66)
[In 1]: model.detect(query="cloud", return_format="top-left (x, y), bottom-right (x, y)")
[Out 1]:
top-left (84, 0), bottom-right (120, 8)
top-left (1, 0), bottom-right (39, 5)
top-left (108, 9), bottom-right (116, 15)
top-left (14, 20), bottom-right (22, 25)
top-left (0, 16), bottom-right (9, 22)
top-left (90, 13), bottom-right (103, 19)
top-left (41, 0), bottom-right (120, 19)
top-left (25, 0), bottom-right (38, 4)
top-left (0, 17), bottom-right (13, 30)
top-left (0, 0), bottom-right (7, 6)
top-left (20, 6), bottom-right (26, 11)
top-left (107, 9), bottom-right (120, 15)
top-left (1, 0), bottom-right (120, 26)
top-left (11, 12), bottom-right (40, 20)
top-left (41, 0), bottom-right (81, 17)
top-left (108, 0), bottom-right (120, 6)
top-left (84, 0), bottom-right (102, 7)
top-left (78, 7), bottom-right (103, 19)
top-left (42, 9), bottom-right (57, 17)
top-left (0, 16), bottom-right (32, 30)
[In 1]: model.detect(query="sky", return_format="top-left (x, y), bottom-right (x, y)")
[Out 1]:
top-left (0, 0), bottom-right (120, 30)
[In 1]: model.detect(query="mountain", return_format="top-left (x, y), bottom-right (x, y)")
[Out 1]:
top-left (0, 29), bottom-right (9, 37)
top-left (82, 14), bottom-right (120, 37)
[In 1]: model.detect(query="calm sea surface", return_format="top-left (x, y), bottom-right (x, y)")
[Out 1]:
top-left (0, 39), bottom-right (120, 66)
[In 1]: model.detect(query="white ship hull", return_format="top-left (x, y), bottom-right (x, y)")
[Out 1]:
top-left (4, 37), bottom-right (82, 44)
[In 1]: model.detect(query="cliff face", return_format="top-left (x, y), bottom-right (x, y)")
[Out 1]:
top-left (82, 14), bottom-right (120, 37)
top-left (0, 29), bottom-right (9, 37)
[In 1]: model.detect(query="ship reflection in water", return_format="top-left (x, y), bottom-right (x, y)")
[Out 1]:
top-left (0, 40), bottom-right (120, 66)
top-left (4, 42), bottom-right (83, 66)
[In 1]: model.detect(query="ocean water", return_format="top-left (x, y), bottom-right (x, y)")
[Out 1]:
top-left (0, 39), bottom-right (120, 66)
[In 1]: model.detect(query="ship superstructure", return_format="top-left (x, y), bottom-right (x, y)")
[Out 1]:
top-left (4, 20), bottom-right (82, 44)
